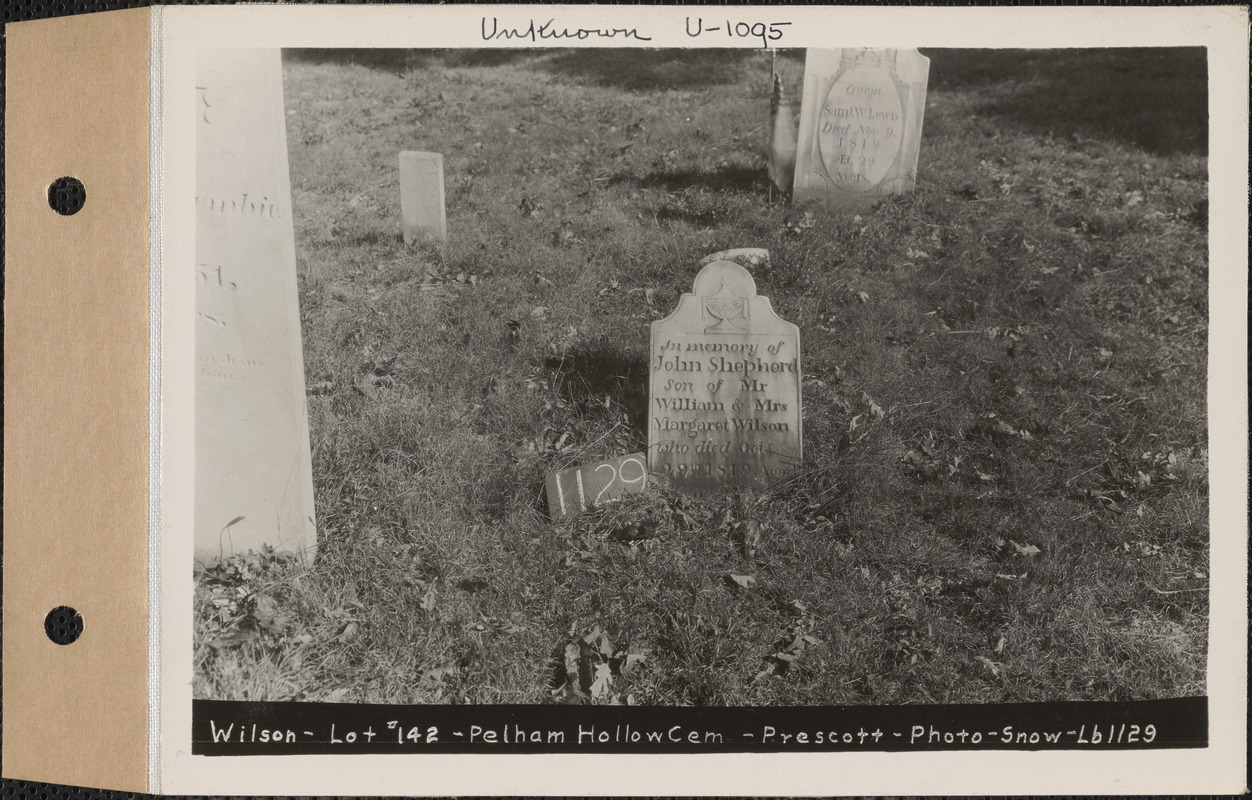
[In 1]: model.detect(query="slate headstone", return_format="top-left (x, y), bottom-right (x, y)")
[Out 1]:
top-left (793, 48), bottom-right (930, 204)
top-left (399, 150), bottom-right (447, 244)
top-left (546, 453), bottom-right (649, 520)
top-left (195, 49), bottom-right (317, 565)
top-left (649, 261), bottom-right (802, 492)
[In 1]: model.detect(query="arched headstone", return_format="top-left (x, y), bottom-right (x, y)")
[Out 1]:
top-left (793, 48), bottom-right (930, 205)
top-left (649, 261), bottom-right (802, 492)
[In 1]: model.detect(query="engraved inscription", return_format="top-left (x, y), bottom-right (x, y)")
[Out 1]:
top-left (196, 193), bottom-right (283, 219)
top-left (792, 48), bottom-right (930, 205)
top-left (194, 49), bottom-right (316, 564)
top-left (649, 261), bottom-right (802, 492)
top-left (818, 63), bottom-right (904, 191)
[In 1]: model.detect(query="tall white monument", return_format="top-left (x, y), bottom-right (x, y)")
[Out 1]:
top-left (195, 49), bottom-right (317, 565)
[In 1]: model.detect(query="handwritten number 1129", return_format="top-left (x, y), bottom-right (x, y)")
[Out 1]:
top-left (553, 455), bottom-right (647, 517)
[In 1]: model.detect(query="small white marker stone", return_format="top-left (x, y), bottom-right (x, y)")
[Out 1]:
top-left (399, 150), bottom-right (447, 244)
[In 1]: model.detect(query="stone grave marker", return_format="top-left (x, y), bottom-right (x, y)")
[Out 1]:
top-left (399, 151), bottom-right (447, 244)
top-left (792, 48), bottom-right (930, 205)
top-left (649, 261), bottom-right (802, 492)
top-left (195, 49), bottom-right (317, 565)
top-left (545, 453), bottom-right (649, 520)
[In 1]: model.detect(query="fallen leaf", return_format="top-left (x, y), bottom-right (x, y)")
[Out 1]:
top-left (1093, 494), bottom-right (1125, 514)
top-left (251, 593), bottom-right (288, 634)
top-left (336, 620), bottom-right (360, 642)
top-left (623, 645), bottom-right (650, 674)
top-left (726, 573), bottom-right (757, 589)
top-left (518, 196), bottom-right (543, 218)
top-left (992, 420), bottom-right (1018, 437)
top-left (510, 439), bottom-right (537, 460)
top-left (589, 663), bottom-right (614, 699)
top-left (419, 583), bottom-right (437, 613)
top-left (861, 392), bottom-right (885, 419)
top-left (582, 625), bottom-right (615, 660)
top-left (975, 655), bottom-right (1001, 677)
top-left (1010, 540), bottom-right (1041, 557)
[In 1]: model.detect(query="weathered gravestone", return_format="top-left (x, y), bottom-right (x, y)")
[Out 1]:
top-left (399, 151), bottom-right (447, 244)
top-left (649, 261), bottom-right (802, 492)
top-left (195, 49), bottom-right (317, 565)
top-left (792, 48), bottom-right (930, 205)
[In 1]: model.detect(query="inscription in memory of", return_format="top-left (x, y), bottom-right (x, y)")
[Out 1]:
top-left (649, 261), bottom-right (802, 492)
top-left (792, 48), bottom-right (930, 205)
top-left (195, 49), bottom-right (317, 565)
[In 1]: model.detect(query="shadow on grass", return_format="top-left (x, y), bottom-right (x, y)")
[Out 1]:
top-left (283, 48), bottom-right (541, 72)
top-left (545, 344), bottom-right (649, 437)
top-left (627, 165), bottom-right (768, 194)
top-left (925, 47), bottom-right (1207, 156)
top-left (540, 48), bottom-right (757, 91)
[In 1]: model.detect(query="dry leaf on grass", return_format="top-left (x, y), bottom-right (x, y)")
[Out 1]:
top-left (1010, 540), bottom-right (1041, 557)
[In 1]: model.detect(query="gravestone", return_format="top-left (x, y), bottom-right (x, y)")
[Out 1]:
top-left (545, 453), bottom-right (648, 520)
top-left (649, 261), bottom-right (802, 492)
top-left (195, 49), bottom-right (317, 565)
top-left (792, 48), bottom-right (929, 205)
top-left (767, 71), bottom-right (797, 196)
top-left (399, 151), bottom-right (447, 244)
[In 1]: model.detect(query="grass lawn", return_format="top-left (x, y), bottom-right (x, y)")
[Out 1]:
top-left (194, 47), bottom-right (1209, 707)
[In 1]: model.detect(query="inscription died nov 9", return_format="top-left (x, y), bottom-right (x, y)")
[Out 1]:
top-left (793, 48), bottom-right (930, 205)
top-left (195, 49), bottom-right (317, 565)
top-left (649, 261), bottom-right (802, 492)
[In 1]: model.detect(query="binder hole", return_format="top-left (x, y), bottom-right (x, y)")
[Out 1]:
top-left (44, 606), bottom-right (83, 645)
top-left (47, 176), bottom-right (86, 216)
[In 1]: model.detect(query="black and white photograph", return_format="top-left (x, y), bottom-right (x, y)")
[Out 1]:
top-left (190, 40), bottom-right (1214, 723)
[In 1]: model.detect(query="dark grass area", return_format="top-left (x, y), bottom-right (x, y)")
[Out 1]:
top-left (925, 47), bottom-right (1207, 156)
top-left (194, 47), bottom-right (1209, 707)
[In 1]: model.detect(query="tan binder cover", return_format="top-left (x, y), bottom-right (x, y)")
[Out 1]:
top-left (3, 7), bottom-right (151, 791)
